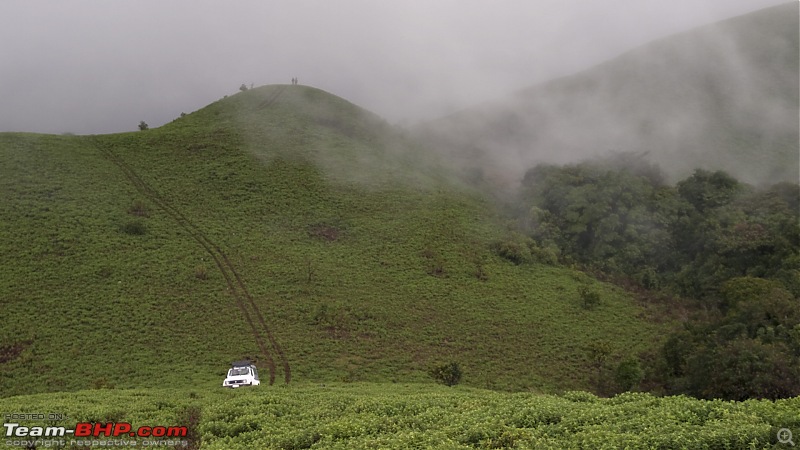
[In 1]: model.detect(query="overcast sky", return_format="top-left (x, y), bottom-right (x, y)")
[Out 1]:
top-left (0, 0), bottom-right (788, 134)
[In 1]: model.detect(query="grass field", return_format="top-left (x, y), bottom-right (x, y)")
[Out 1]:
top-left (1, 383), bottom-right (797, 449)
top-left (0, 86), bottom-right (671, 398)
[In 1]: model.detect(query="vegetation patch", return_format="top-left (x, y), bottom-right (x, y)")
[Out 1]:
top-left (120, 219), bottom-right (147, 235)
top-left (0, 340), bottom-right (32, 364)
top-left (0, 384), bottom-right (796, 449)
top-left (308, 223), bottom-right (342, 241)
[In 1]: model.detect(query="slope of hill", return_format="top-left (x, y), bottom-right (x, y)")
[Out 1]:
top-left (0, 85), bottom-right (671, 397)
top-left (423, 2), bottom-right (799, 187)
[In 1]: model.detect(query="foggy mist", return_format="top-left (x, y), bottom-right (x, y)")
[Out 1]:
top-left (421, 2), bottom-right (799, 187)
top-left (0, 0), bottom-right (788, 135)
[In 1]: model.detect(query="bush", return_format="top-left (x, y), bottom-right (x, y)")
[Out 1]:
top-left (615, 357), bottom-right (644, 392)
top-left (128, 199), bottom-right (148, 217)
top-left (121, 220), bottom-right (146, 235)
top-left (635, 267), bottom-right (660, 290)
top-left (429, 362), bottom-right (462, 386)
top-left (422, 247), bottom-right (446, 277)
top-left (529, 242), bottom-right (559, 265)
top-left (138, 121), bottom-right (149, 131)
top-left (194, 265), bottom-right (208, 280)
top-left (492, 236), bottom-right (532, 265)
top-left (578, 286), bottom-right (601, 309)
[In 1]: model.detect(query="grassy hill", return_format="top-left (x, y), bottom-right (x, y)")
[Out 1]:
top-left (423, 2), bottom-right (799, 187)
top-left (0, 85), bottom-right (671, 398)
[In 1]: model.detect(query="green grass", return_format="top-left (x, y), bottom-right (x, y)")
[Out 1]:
top-left (0, 86), bottom-right (670, 398)
top-left (0, 383), bottom-right (797, 449)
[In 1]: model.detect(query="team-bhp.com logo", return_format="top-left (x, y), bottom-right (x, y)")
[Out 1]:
top-left (4, 422), bottom-right (188, 438)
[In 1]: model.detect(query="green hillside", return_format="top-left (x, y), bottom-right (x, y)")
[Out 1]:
top-left (424, 2), bottom-right (799, 186)
top-left (0, 85), bottom-right (669, 397)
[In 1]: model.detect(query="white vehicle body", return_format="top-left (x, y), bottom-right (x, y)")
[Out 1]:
top-left (222, 361), bottom-right (261, 388)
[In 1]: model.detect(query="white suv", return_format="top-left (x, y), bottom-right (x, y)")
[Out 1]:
top-left (222, 361), bottom-right (261, 388)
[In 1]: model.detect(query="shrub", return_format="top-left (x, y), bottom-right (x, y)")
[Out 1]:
top-left (422, 247), bottom-right (446, 277)
top-left (91, 377), bottom-right (114, 389)
top-left (138, 121), bottom-right (149, 131)
top-left (194, 265), bottom-right (208, 280)
top-left (562, 390), bottom-right (599, 403)
top-left (473, 262), bottom-right (488, 281)
top-left (492, 237), bottom-right (532, 265)
top-left (636, 267), bottom-right (660, 290)
top-left (121, 220), bottom-right (146, 235)
top-left (578, 286), bottom-right (601, 309)
top-left (128, 199), bottom-right (148, 217)
top-left (615, 357), bottom-right (644, 392)
top-left (429, 362), bottom-right (462, 386)
top-left (529, 242), bottom-right (559, 265)
top-left (587, 340), bottom-right (613, 394)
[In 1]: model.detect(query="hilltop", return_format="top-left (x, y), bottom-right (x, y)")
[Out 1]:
top-left (0, 85), bottom-right (670, 397)
top-left (422, 2), bottom-right (799, 187)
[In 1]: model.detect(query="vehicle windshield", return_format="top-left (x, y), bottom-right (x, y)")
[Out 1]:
top-left (228, 367), bottom-right (250, 376)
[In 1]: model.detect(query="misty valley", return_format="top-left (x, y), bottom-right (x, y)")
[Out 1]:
top-left (0, 2), bottom-right (798, 449)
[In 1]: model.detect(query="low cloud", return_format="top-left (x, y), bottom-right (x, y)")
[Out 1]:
top-left (0, 0), bottom-right (786, 134)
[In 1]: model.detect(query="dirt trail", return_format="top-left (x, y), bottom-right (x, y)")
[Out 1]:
top-left (94, 138), bottom-right (291, 384)
top-left (255, 85), bottom-right (288, 110)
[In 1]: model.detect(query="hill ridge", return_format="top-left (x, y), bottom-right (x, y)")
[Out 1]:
top-left (423, 2), bottom-right (799, 186)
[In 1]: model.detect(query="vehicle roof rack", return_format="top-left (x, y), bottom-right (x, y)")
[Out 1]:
top-left (231, 360), bottom-right (252, 367)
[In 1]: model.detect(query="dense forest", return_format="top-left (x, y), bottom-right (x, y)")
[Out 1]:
top-left (507, 153), bottom-right (799, 400)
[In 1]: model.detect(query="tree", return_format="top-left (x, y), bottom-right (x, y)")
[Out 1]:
top-left (138, 121), bottom-right (149, 131)
top-left (676, 169), bottom-right (740, 213)
top-left (429, 362), bottom-right (462, 386)
top-left (686, 337), bottom-right (800, 400)
top-left (615, 357), bottom-right (644, 392)
top-left (578, 286), bottom-right (601, 310)
top-left (239, 83), bottom-right (248, 92)
top-left (587, 340), bottom-right (613, 393)
top-left (520, 162), bottom-right (670, 275)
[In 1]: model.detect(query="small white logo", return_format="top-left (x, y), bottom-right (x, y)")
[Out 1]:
top-left (778, 428), bottom-right (795, 446)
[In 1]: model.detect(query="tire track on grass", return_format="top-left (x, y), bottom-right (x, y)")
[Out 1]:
top-left (93, 138), bottom-right (291, 384)
top-left (255, 85), bottom-right (288, 111)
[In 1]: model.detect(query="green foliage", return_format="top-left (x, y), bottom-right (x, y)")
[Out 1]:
top-left (614, 357), bottom-right (644, 392)
top-left (0, 87), bottom-right (666, 397)
top-left (578, 286), bottom-right (602, 310)
top-left (128, 199), bottom-right (148, 217)
top-left (491, 234), bottom-right (532, 265)
top-left (138, 120), bottom-right (149, 131)
top-left (661, 277), bottom-right (800, 400)
top-left (429, 362), bottom-right (462, 386)
top-left (120, 220), bottom-right (146, 235)
top-left (586, 340), bottom-right (613, 393)
top-left (491, 232), bottom-right (558, 265)
top-left (516, 156), bottom-right (799, 399)
top-left (677, 169), bottom-right (740, 213)
top-left (520, 160), bottom-right (672, 275)
top-left (194, 265), bottom-right (208, 280)
top-left (1, 383), bottom-right (796, 449)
